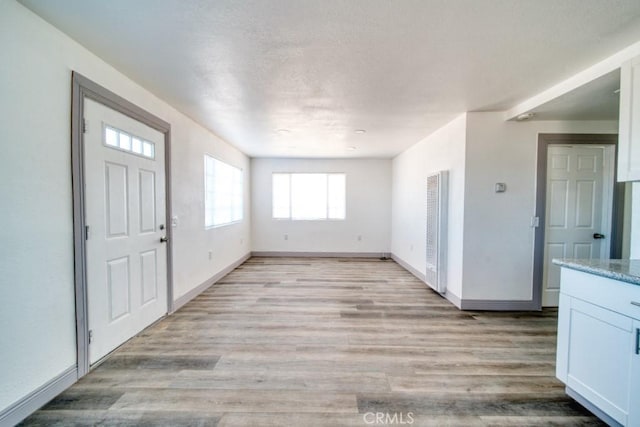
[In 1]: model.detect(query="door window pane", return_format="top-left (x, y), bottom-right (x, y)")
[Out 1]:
top-left (131, 137), bottom-right (142, 154)
top-left (105, 127), bottom-right (119, 147)
top-left (103, 125), bottom-right (155, 159)
top-left (119, 133), bottom-right (131, 151)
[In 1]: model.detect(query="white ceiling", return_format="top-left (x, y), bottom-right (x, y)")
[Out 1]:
top-left (516, 70), bottom-right (621, 122)
top-left (19, 0), bottom-right (640, 158)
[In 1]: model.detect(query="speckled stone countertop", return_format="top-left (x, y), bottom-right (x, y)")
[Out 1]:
top-left (552, 259), bottom-right (640, 286)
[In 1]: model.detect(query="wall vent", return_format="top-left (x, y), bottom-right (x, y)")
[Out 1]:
top-left (425, 170), bottom-right (448, 294)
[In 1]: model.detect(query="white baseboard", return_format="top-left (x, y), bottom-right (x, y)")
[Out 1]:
top-left (172, 252), bottom-right (251, 312)
top-left (0, 366), bottom-right (76, 427)
top-left (390, 253), bottom-right (427, 281)
top-left (251, 251), bottom-right (386, 258)
top-left (459, 298), bottom-right (538, 311)
top-left (444, 289), bottom-right (462, 309)
top-left (390, 253), bottom-right (459, 310)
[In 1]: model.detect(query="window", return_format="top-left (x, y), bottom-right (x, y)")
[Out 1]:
top-left (204, 155), bottom-right (243, 228)
top-left (104, 125), bottom-right (155, 159)
top-left (273, 173), bottom-right (345, 220)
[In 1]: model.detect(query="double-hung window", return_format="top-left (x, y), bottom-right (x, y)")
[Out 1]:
top-left (273, 173), bottom-right (346, 220)
top-left (204, 155), bottom-right (243, 228)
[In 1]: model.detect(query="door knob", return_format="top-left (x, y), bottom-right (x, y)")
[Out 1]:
top-left (593, 233), bottom-right (605, 239)
top-left (160, 236), bottom-right (168, 243)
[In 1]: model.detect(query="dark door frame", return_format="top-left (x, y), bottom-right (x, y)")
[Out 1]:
top-left (532, 133), bottom-right (623, 309)
top-left (71, 72), bottom-right (173, 377)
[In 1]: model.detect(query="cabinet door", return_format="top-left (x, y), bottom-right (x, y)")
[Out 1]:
top-left (630, 320), bottom-right (640, 426)
top-left (618, 55), bottom-right (640, 182)
top-left (565, 297), bottom-right (634, 425)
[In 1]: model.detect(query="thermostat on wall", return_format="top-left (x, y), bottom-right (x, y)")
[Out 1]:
top-left (495, 183), bottom-right (506, 193)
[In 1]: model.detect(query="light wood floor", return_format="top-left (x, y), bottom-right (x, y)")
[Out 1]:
top-left (21, 257), bottom-right (603, 426)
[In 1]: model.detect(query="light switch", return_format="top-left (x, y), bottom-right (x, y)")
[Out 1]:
top-left (171, 216), bottom-right (179, 227)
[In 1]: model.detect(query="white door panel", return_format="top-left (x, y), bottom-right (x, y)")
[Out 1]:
top-left (544, 243), bottom-right (566, 292)
top-left (105, 162), bottom-right (129, 237)
top-left (140, 249), bottom-right (158, 305)
top-left (542, 145), bottom-right (613, 307)
top-left (575, 180), bottom-right (596, 228)
top-left (139, 169), bottom-right (157, 233)
top-left (547, 179), bottom-right (568, 228)
top-left (84, 98), bottom-right (167, 364)
top-left (106, 256), bottom-right (130, 321)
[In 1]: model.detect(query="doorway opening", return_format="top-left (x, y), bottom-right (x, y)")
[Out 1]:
top-left (71, 72), bottom-right (173, 377)
top-left (533, 133), bottom-right (624, 309)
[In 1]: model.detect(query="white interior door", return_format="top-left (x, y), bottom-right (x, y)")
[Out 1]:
top-left (542, 145), bottom-right (614, 307)
top-left (84, 98), bottom-right (168, 364)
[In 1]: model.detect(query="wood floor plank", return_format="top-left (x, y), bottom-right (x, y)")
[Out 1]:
top-left (386, 374), bottom-right (564, 394)
top-left (109, 389), bottom-right (358, 413)
top-left (167, 370), bottom-right (390, 392)
top-left (22, 410), bottom-right (222, 427)
top-left (356, 393), bottom-right (593, 416)
top-left (20, 257), bottom-right (604, 426)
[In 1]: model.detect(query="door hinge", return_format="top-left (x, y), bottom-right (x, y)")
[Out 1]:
top-left (88, 330), bottom-right (93, 344)
top-left (82, 118), bottom-right (88, 134)
top-left (85, 225), bottom-right (90, 240)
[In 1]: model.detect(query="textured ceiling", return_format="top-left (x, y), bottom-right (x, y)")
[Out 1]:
top-left (19, 0), bottom-right (640, 158)
top-left (524, 70), bottom-right (620, 121)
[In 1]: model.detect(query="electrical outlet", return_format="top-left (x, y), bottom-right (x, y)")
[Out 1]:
top-left (284, 234), bottom-right (288, 241)
top-left (208, 250), bottom-right (213, 260)
top-left (357, 235), bottom-right (362, 241)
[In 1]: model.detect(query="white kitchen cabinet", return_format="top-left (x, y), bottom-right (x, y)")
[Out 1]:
top-left (631, 319), bottom-right (640, 427)
top-left (618, 55), bottom-right (640, 182)
top-left (556, 267), bottom-right (640, 426)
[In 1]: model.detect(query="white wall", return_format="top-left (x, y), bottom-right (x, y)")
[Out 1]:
top-left (390, 112), bottom-right (619, 305)
top-left (171, 126), bottom-right (251, 301)
top-left (462, 113), bottom-right (619, 301)
top-left (252, 158), bottom-right (391, 254)
top-left (391, 114), bottom-right (467, 301)
top-left (0, 1), bottom-right (250, 415)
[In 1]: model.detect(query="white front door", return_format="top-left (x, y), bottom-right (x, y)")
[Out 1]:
top-left (84, 98), bottom-right (168, 364)
top-left (542, 144), bottom-right (614, 307)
